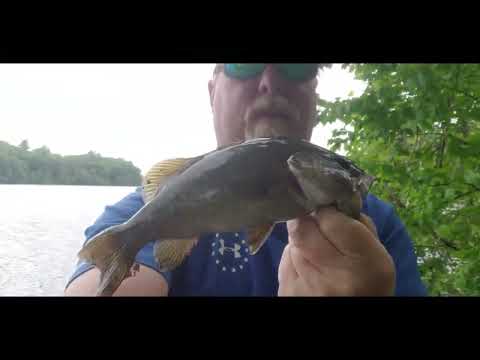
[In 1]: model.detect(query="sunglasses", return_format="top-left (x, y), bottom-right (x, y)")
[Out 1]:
top-left (221, 64), bottom-right (319, 82)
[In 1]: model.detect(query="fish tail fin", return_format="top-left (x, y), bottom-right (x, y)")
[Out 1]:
top-left (77, 224), bottom-right (137, 296)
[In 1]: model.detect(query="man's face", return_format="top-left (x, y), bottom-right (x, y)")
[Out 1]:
top-left (208, 64), bottom-right (319, 147)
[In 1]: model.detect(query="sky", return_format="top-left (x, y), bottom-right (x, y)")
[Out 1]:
top-left (0, 64), bottom-right (366, 175)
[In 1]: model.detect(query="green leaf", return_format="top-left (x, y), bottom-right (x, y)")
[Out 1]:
top-left (417, 71), bottom-right (427, 88)
top-left (317, 64), bottom-right (480, 295)
top-left (465, 170), bottom-right (480, 185)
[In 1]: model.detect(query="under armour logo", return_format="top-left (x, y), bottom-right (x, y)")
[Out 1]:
top-left (211, 233), bottom-right (250, 273)
top-left (218, 239), bottom-right (242, 258)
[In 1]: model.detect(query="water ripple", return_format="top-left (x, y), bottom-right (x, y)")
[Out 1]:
top-left (0, 184), bottom-right (136, 296)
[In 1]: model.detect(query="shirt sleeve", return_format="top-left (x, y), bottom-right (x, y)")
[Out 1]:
top-left (65, 188), bottom-right (172, 291)
top-left (367, 195), bottom-right (428, 296)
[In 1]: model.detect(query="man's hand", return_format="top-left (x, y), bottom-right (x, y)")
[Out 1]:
top-left (278, 206), bottom-right (396, 296)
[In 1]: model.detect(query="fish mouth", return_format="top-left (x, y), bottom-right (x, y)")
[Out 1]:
top-left (285, 161), bottom-right (310, 206)
top-left (287, 154), bottom-right (301, 170)
top-left (287, 153), bottom-right (314, 171)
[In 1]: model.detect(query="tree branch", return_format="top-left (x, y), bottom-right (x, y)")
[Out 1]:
top-left (443, 85), bottom-right (478, 103)
top-left (378, 180), bottom-right (407, 209)
top-left (429, 227), bottom-right (459, 251)
top-left (466, 182), bottom-right (480, 192)
top-left (437, 129), bottom-right (447, 168)
top-left (436, 65), bottom-right (462, 169)
top-left (438, 189), bottom-right (478, 211)
top-left (438, 237), bottom-right (459, 251)
top-left (430, 183), bottom-right (478, 190)
top-left (455, 190), bottom-right (478, 201)
top-left (457, 90), bottom-right (479, 103)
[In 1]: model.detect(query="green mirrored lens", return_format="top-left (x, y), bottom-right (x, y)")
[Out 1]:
top-left (276, 64), bottom-right (318, 81)
top-left (224, 64), bottom-right (265, 79)
top-left (224, 63), bottom-right (318, 81)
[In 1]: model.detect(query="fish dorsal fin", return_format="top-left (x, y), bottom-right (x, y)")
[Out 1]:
top-left (142, 157), bottom-right (196, 204)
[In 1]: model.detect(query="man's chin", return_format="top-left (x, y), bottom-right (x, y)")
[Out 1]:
top-left (245, 117), bottom-right (305, 140)
top-left (245, 118), bottom-right (307, 140)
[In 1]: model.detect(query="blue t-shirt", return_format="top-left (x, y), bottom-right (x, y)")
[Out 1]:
top-left (66, 187), bottom-right (428, 296)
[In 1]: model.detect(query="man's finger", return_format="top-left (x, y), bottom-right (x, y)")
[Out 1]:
top-left (278, 244), bottom-right (299, 284)
top-left (287, 215), bottom-right (344, 259)
top-left (312, 207), bottom-right (382, 256)
top-left (358, 213), bottom-right (378, 238)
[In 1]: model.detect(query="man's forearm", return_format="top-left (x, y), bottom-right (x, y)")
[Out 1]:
top-left (64, 264), bottom-right (168, 296)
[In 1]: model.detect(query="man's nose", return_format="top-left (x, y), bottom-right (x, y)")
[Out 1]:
top-left (257, 65), bottom-right (285, 96)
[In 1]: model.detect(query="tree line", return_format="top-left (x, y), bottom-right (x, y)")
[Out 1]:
top-left (0, 140), bottom-right (142, 186)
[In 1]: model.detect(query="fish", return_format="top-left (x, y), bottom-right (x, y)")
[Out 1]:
top-left (77, 136), bottom-right (375, 296)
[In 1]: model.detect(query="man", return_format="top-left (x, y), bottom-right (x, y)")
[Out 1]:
top-left (65, 64), bottom-right (427, 296)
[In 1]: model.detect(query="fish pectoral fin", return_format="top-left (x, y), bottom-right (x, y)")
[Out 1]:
top-left (142, 157), bottom-right (198, 204)
top-left (246, 223), bottom-right (275, 255)
top-left (153, 237), bottom-right (199, 272)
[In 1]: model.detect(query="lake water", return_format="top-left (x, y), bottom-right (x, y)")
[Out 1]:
top-left (0, 184), bottom-right (137, 296)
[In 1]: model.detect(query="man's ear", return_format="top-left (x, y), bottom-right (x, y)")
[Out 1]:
top-left (208, 79), bottom-right (215, 109)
